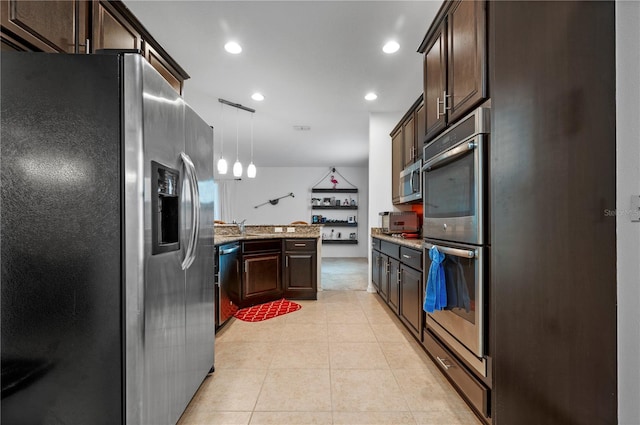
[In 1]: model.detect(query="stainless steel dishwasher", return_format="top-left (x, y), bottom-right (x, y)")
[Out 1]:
top-left (216, 242), bottom-right (241, 329)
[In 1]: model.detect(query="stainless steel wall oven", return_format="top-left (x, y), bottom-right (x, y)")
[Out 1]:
top-left (422, 105), bottom-right (490, 378)
top-left (422, 107), bottom-right (489, 245)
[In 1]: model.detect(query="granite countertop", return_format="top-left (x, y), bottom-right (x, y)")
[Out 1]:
top-left (371, 228), bottom-right (423, 250)
top-left (214, 224), bottom-right (322, 246)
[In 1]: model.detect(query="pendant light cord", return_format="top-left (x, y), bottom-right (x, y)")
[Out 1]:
top-left (250, 113), bottom-right (254, 161)
top-left (220, 102), bottom-right (224, 156)
top-left (235, 108), bottom-right (240, 161)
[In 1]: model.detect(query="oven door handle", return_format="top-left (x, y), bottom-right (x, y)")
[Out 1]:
top-left (422, 140), bottom-right (476, 172)
top-left (424, 242), bottom-right (476, 259)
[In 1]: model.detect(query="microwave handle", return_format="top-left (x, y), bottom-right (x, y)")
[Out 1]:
top-left (424, 242), bottom-right (476, 259)
top-left (423, 140), bottom-right (476, 172)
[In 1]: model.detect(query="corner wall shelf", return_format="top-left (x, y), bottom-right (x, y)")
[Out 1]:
top-left (311, 167), bottom-right (359, 245)
top-left (321, 239), bottom-right (358, 245)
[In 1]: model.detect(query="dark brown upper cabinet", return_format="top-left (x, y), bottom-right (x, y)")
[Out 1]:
top-left (92, 0), bottom-right (142, 52)
top-left (419, 0), bottom-right (487, 143)
top-left (1, 0), bottom-right (189, 94)
top-left (0, 0), bottom-right (88, 53)
top-left (391, 127), bottom-right (403, 204)
top-left (390, 95), bottom-right (423, 205)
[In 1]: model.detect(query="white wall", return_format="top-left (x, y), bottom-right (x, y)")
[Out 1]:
top-left (218, 166), bottom-right (369, 258)
top-left (616, 2), bottom-right (640, 423)
top-left (367, 112), bottom-right (403, 290)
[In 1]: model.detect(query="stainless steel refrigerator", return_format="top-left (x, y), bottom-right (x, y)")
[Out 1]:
top-left (1, 52), bottom-right (215, 425)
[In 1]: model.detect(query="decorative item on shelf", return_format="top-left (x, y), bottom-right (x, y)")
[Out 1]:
top-left (336, 232), bottom-right (342, 239)
top-left (351, 199), bottom-right (357, 206)
top-left (330, 174), bottom-right (339, 188)
top-left (343, 198), bottom-right (349, 206)
top-left (322, 197), bottom-right (332, 206)
top-left (347, 216), bottom-right (356, 224)
top-left (311, 198), bottom-right (321, 206)
top-left (349, 233), bottom-right (356, 240)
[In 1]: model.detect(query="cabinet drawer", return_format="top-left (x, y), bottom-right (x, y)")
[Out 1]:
top-left (423, 330), bottom-right (489, 418)
top-left (400, 246), bottom-right (422, 270)
top-left (380, 240), bottom-right (400, 259)
top-left (242, 239), bottom-right (281, 253)
top-left (285, 239), bottom-right (316, 251)
top-left (372, 237), bottom-right (381, 251)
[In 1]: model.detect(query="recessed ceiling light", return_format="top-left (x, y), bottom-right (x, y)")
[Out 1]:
top-left (251, 93), bottom-right (265, 101)
top-left (364, 92), bottom-right (378, 101)
top-left (224, 41), bottom-right (242, 54)
top-left (382, 41), bottom-right (400, 54)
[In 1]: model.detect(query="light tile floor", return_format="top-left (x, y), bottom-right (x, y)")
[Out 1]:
top-left (178, 288), bottom-right (482, 425)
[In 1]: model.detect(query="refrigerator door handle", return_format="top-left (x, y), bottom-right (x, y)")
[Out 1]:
top-left (180, 152), bottom-right (201, 270)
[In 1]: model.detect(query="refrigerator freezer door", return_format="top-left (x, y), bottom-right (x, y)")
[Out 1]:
top-left (183, 105), bottom-right (215, 399)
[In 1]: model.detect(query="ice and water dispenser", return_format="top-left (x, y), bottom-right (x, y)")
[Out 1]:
top-left (152, 161), bottom-right (180, 254)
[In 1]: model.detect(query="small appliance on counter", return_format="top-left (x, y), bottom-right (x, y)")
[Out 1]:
top-left (379, 211), bottom-right (420, 235)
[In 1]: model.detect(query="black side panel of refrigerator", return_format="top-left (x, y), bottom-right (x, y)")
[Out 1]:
top-left (1, 53), bottom-right (124, 424)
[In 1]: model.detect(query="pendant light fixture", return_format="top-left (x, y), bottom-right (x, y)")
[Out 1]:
top-left (247, 112), bottom-right (257, 178)
top-left (216, 102), bottom-right (228, 174)
top-left (232, 107), bottom-right (243, 177)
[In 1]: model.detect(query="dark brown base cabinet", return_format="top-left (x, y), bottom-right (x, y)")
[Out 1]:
top-left (240, 240), bottom-right (282, 308)
top-left (399, 262), bottom-right (422, 340)
top-left (283, 239), bottom-right (317, 300)
top-left (237, 238), bottom-right (318, 308)
top-left (372, 239), bottom-right (424, 347)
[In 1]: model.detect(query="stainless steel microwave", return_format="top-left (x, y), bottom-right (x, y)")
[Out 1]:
top-left (399, 160), bottom-right (422, 203)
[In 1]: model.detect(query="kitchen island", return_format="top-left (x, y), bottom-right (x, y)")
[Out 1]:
top-left (214, 224), bottom-right (322, 311)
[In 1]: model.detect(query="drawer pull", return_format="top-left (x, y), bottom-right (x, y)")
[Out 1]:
top-left (436, 356), bottom-right (452, 370)
top-left (402, 254), bottom-right (411, 259)
top-left (294, 243), bottom-right (306, 247)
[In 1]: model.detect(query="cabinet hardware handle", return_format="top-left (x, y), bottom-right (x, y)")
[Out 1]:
top-left (436, 96), bottom-right (442, 118)
top-left (286, 257), bottom-right (289, 267)
top-left (402, 254), bottom-right (411, 259)
top-left (294, 243), bottom-right (306, 247)
top-left (443, 91), bottom-right (451, 111)
top-left (78, 38), bottom-right (90, 54)
top-left (436, 356), bottom-right (452, 369)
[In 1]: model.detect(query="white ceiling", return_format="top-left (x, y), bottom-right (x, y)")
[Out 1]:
top-left (125, 1), bottom-right (441, 167)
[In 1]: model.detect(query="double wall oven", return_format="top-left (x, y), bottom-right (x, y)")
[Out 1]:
top-left (422, 106), bottom-right (490, 377)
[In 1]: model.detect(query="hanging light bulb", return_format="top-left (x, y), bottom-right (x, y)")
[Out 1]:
top-left (233, 108), bottom-right (242, 177)
top-left (217, 102), bottom-right (228, 174)
top-left (247, 112), bottom-right (257, 178)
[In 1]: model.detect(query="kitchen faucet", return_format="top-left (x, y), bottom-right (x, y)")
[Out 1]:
top-left (235, 219), bottom-right (247, 235)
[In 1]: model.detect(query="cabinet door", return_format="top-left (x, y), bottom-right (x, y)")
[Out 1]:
top-left (387, 257), bottom-right (400, 314)
top-left (415, 101), bottom-right (425, 159)
top-left (371, 250), bottom-right (381, 291)
top-left (391, 128), bottom-right (403, 204)
top-left (145, 43), bottom-right (183, 94)
top-left (378, 255), bottom-right (389, 301)
top-left (284, 251), bottom-right (317, 300)
top-left (423, 21), bottom-right (447, 142)
top-left (446, 0), bottom-right (487, 123)
top-left (0, 0), bottom-right (87, 53)
top-left (400, 264), bottom-right (422, 340)
top-left (402, 113), bottom-right (415, 167)
top-left (242, 253), bottom-right (282, 307)
top-left (92, 0), bottom-right (142, 52)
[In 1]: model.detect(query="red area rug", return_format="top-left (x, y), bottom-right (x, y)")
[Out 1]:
top-left (234, 298), bottom-right (302, 322)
